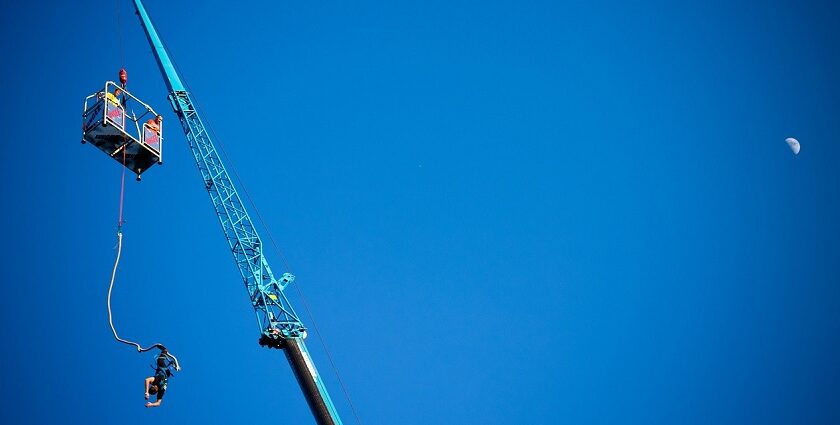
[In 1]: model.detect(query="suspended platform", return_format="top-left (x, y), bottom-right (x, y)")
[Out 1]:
top-left (82, 81), bottom-right (164, 179)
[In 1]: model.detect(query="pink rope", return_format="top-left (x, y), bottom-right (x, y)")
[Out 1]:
top-left (118, 147), bottom-right (126, 230)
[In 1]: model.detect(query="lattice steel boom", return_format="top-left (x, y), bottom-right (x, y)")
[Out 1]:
top-left (133, 1), bottom-right (343, 423)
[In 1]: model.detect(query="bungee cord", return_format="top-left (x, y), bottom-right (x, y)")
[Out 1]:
top-left (105, 149), bottom-right (181, 367)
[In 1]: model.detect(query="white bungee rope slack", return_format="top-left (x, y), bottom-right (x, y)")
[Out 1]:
top-left (105, 150), bottom-right (181, 369)
top-left (106, 231), bottom-right (158, 352)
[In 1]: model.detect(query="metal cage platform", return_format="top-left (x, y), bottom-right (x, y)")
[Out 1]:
top-left (82, 81), bottom-right (164, 179)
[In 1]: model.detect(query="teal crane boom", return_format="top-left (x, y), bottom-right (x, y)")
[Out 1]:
top-left (132, 1), bottom-right (343, 423)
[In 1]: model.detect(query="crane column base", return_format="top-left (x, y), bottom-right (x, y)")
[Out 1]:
top-left (282, 337), bottom-right (341, 425)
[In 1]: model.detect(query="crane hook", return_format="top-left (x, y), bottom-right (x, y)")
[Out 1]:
top-left (119, 68), bottom-right (128, 87)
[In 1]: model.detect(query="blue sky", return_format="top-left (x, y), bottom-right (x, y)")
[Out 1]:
top-left (2, 0), bottom-right (839, 423)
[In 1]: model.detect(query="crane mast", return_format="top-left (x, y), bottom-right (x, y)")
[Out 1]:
top-left (132, 1), bottom-right (343, 423)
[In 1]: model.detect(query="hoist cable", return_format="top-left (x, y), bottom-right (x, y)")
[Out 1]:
top-left (115, 0), bottom-right (125, 67)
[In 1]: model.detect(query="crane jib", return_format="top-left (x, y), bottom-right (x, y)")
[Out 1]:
top-left (131, 1), bottom-right (344, 423)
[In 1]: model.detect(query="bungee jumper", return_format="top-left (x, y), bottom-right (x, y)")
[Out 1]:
top-left (144, 345), bottom-right (181, 408)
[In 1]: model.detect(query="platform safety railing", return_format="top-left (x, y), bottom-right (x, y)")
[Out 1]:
top-left (83, 81), bottom-right (164, 160)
